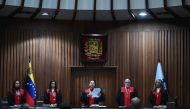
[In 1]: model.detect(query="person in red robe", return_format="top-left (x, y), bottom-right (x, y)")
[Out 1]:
top-left (7, 80), bottom-right (26, 106)
top-left (116, 79), bottom-right (138, 107)
top-left (43, 80), bottom-right (62, 107)
top-left (80, 80), bottom-right (104, 107)
top-left (149, 79), bottom-right (168, 107)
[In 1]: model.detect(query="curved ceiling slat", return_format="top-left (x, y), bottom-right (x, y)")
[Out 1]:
top-left (0, 0), bottom-right (189, 21)
top-left (128, 0), bottom-right (137, 20)
top-left (30, 0), bottom-right (43, 20)
top-left (145, 0), bottom-right (159, 20)
top-left (51, 0), bottom-right (60, 21)
top-left (0, 0), bottom-right (6, 9)
top-left (7, 0), bottom-right (25, 19)
top-left (93, 0), bottom-right (96, 22)
top-left (111, 0), bottom-right (116, 22)
top-left (72, 0), bottom-right (77, 22)
top-left (164, 0), bottom-right (181, 19)
top-left (182, 0), bottom-right (190, 12)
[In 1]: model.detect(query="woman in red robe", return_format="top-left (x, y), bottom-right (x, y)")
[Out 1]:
top-left (7, 80), bottom-right (26, 106)
top-left (149, 79), bottom-right (168, 107)
top-left (43, 80), bottom-right (62, 107)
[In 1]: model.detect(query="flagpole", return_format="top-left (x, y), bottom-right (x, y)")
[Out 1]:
top-left (158, 31), bottom-right (160, 63)
top-left (25, 57), bottom-right (37, 106)
top-left (158, 60), bottom-right (173, 102)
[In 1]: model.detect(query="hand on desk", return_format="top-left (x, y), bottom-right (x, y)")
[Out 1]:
top-left (14, 104), bottom-right (18, 107)
top-left (50, 104), bottom-right (57, 107)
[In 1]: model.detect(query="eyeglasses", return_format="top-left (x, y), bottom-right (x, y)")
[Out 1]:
top-left (15, 83), bottom-right (20, 84)
top-left (125, 82), bottom-right (130, 83)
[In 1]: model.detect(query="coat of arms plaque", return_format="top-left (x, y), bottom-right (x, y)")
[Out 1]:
top-left (80, 34), bottom-right (107, 62)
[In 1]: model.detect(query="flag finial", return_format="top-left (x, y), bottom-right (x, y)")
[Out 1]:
top-left (158, 57), bottom-right (160, 62)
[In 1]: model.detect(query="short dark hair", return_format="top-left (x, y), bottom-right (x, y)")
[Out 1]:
top-left (20, 103), bottom-right (29, 109)
top-left (89, 80), bottom-right (95, 84)
top-left (59, 102), bottom-right (71, 109)
top-left (130, 97), bottom-right (141, 109)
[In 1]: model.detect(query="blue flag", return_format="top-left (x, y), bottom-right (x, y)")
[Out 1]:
top-left (155, 62), bottom-right (167, 90)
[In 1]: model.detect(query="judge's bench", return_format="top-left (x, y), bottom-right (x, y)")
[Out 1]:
top-left (0, 99), bottom-right (180, 109)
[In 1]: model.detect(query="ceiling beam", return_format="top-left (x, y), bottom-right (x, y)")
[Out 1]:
top-left (51, 0), bottom-right (60, 21)
top-left (72, 0), bottom-right (78, 22)
top-left (164, 0), bottom-right (181, 19)
top-left (128, 0), bottom-right (137, 20)
top-left (0, 0), bottom-right (6, 9)
top-left (145, 0), bottom-right (159, 20)
top-left (30, 0), bottom-right (43, 20)
top-left (93, 0), bottom-right (96, 22)
top-left (182, 0), bottom-right (190, 12)
top-left (111, 0), bottom-right (116, 22)
top-left (7, 0), bottom-right (25, 19)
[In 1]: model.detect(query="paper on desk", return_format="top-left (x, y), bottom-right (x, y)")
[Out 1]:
top-left (92, 88), bottom-right (101, 98)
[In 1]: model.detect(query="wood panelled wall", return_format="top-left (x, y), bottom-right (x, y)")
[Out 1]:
top-left (0, 18), bottom-right (190, 107)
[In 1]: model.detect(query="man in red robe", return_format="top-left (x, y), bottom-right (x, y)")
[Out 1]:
top-left (7, 80), bottom-right (26, 106)
top-left (43, 80), bottom-right (62, 107)
top-left (116, 79), bottom-right (138, 107)
top-left (80, 80), bottom-right (104, 107)
top-left (149, 79), bottom-right (168, 107)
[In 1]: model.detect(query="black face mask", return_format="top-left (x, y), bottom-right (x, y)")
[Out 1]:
top-left (90, 88), bottom-right (94, 91)
top-left (15, 87), bottom-right (20, 90)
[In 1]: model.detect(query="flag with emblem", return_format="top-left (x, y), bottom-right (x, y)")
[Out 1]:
top-left (25, 60), bottom-right (37, 106)
top-left (155, 62), bottom-right (167, 90)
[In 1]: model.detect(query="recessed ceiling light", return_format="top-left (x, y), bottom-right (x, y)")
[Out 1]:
top-left (139, 13), bottom-right (147, 16)
top-left (42, 13), bottom-right (49, 15)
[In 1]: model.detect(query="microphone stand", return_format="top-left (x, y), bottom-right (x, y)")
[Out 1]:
top-left (87, 95), bottom-right (89, 107)
top-left (34, 96), bottom-right (36, 109)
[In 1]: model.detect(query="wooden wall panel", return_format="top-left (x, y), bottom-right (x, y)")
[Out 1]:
top-left (0, 19), bottom-right (190, 107)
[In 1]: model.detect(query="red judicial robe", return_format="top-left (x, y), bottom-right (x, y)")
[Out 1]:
top-left (116, 86), bottom-right (138, 107)
top-left (7, 89), bottom-right (26, 106)
top-left (85, 89), bottom-right (94, 106)
top-left (47, 89), bottom-right (57, 104)
top-left (149, 88), bottom-right (168, 107)
top-left (43, 89), bottom-right (62, 106)
top-left (80, 88), bottom-right (104, 106)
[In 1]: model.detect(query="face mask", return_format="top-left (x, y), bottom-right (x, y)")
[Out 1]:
top-left (15, 87), bottom-right (19, 90)
top-left (126, 84), bottom-right (130, 88)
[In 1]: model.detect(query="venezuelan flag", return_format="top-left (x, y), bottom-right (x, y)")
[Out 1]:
top-left (25, 61), bottom-right (37, 106)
